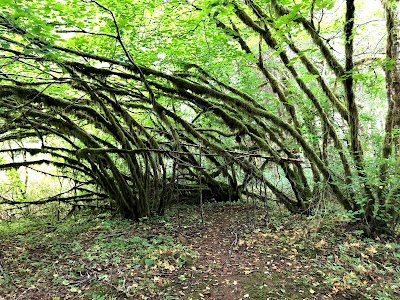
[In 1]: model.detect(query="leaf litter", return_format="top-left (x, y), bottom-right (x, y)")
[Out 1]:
top-left (1, 202), bottom-right (400, 299)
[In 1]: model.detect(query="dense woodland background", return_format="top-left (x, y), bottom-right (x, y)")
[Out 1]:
top-left (0, 0), bottom-right (399, 233)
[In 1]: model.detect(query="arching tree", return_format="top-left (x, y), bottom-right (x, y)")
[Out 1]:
top-left (0, 0), bottom-right (398, 233)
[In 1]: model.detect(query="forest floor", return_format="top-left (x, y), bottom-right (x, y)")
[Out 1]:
top-left (1, 202), bottom-right (400, 300)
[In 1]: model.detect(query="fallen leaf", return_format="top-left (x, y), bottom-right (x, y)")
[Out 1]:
top-left (315, 239), bottom-right (327, 249)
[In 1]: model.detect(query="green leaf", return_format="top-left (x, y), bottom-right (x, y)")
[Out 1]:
top-left (69, 286), bottom-right (80, 293)
top-left (98, 273), bottom-right (108, 280)
top-left (145, 258), bottom-right (155, 266)
top-left (31, 25), bottom-right (42, 35)
top-left (62, 279), bottom-right (70, 285)
top-left (0, 40), bottom-right (10, 49)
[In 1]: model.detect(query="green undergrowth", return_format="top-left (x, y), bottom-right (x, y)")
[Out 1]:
top-left (240, 207), bottom-right (400, 300)
top-left (0, 213), bottom-right (197, 299)
top-left (242, 271), bottom-right (316, 300)
top-left (1, 202), bottom-right (400, 299)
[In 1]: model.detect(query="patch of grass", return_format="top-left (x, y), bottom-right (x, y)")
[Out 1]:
top-left (246, 210), bottom-right (400, 300)
top-left (242, 271), bottom-right (313, 299)
top-left (0, 213), bottom-right (197, 299)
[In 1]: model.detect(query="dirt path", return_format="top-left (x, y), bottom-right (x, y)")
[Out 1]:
top-left (171, 205), bottom-right (286, 299)
top-left (171, 205), bottom-right (341, 300)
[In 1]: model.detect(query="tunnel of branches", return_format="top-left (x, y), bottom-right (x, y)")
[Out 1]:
top-left (0, 20), bottom-right (316, 219)
top-left (0, 0), bottom-right (399, 231)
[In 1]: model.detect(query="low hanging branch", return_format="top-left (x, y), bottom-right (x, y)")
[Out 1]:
top-left (76, 147), bottom-right (304, 162)
top-left (0, 193), bottom-right (107, 206)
